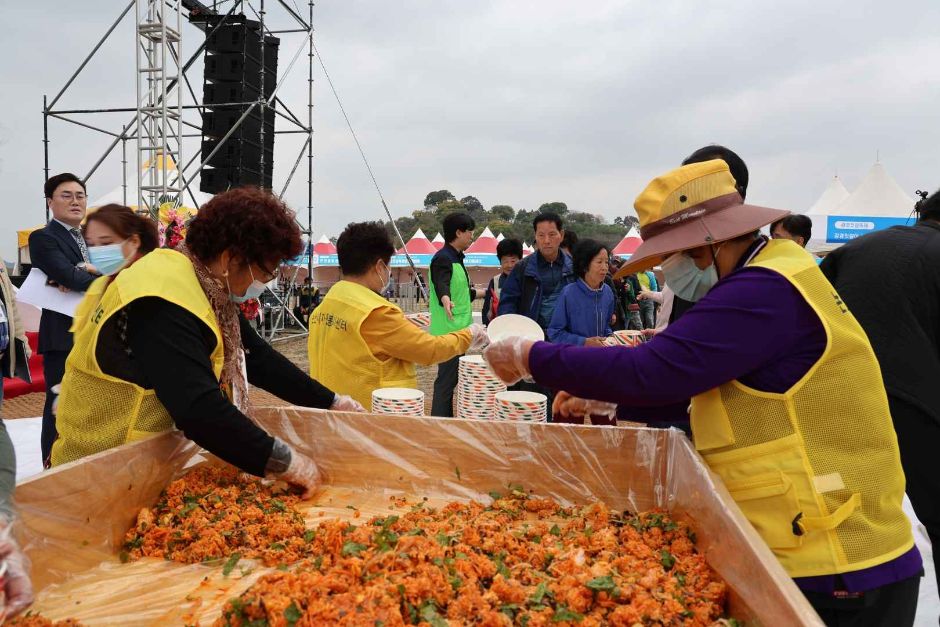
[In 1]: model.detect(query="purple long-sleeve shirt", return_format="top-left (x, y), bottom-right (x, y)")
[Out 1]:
top-left (528, 246), bottom-right (921, 593)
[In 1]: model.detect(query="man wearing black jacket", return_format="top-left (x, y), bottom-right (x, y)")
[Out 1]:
top-left (28, 173), bottom-right (98, 462)
top-left (822, 189), bottom-right (940, 581)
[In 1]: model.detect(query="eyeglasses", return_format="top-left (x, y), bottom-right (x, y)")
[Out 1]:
top-left (56, 193), bottom-right (87, 202)
top-left (253, 262), bottom-right (277, 283)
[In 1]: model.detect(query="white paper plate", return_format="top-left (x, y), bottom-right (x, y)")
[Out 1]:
top-left (371, 387), bottom-right (424, 401)
top-left (486, 314), bottom-right (544, 343)
top-left (494, 391), bottom-right (547, 404)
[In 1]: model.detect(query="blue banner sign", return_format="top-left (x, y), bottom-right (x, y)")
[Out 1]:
top-left (826, 215), bottom-right (913, 243)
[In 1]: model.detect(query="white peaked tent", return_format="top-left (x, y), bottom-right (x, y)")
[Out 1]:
top-left (431, 232), bottom-right (445, 250)
top-left (809, 163), bottom-right (915, 251)
top-left (836, 163), bottom-right (914, 217)
top-left (809, 176), bottom-right (850, 215)
top-left (805, 176), bottom-right (851, 251)
top-left (496, 233), bottom-right (505, 242)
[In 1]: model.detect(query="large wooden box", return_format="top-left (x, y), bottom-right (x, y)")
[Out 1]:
top-left (14, 407), bottom-right (822, 625)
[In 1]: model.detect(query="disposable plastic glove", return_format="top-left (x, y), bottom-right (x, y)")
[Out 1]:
top-left (330, 394), bottom-right (365, 413)
top-left (275, 449), bottom-right (322, 500)
top-left (467, 323), bottom-right (489, 352)
top-left (483, 337), bottom-right (535, 385)
top-left (552, 391), bottom-right (618, 421)
top-left (0, 523), bottom-right (34, 621)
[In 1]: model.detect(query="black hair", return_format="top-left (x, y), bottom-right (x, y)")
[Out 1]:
top-left (771, 215), bottom-right (813, 244)
top-left (44, 172), bottom-right (86, 198)
top-left (336, 221), bottom-right (395, 275)
top-left (918, 188), bottom-right (940, 222)
top-left (496, 238), bottom-right (523, 260)
top-left (571, 238), bottom-right (607, 279)
top-left (561, 230), bottom-right (578, 251)
top-left (442, 212), bottom-right (475, 242)
top-left (533, 211), bottom-right (564, 232)
top-left (682, 145), bottom-right (749, 200)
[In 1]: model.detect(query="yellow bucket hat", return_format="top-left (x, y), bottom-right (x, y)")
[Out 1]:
top-left (615, 159), bottom-right (790, 277)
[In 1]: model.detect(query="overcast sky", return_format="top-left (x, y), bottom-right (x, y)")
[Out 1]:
top-left (1, 0), bottom-right (939, 259)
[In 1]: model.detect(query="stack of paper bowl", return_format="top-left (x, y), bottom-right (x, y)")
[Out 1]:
top-left (371, 387), bottom-right (425, 417)
top-left (405, 312), bottom-right (431, 330)
top-left (494, 391), bottom-right (548, 422)
top-left (456, 355), bottom-right (506, 420)
top-left (605, 330), bottom-right (645, 347)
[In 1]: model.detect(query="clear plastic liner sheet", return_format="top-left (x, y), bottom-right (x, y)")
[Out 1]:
top-left (13, 407), bottom-right (822, 626)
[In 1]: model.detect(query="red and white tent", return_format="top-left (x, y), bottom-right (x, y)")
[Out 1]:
top-left (431, 232), bottom-right (445, 250)
top-left (312, 235), bottom-right (337, 255)
top-left (495, 232), bottom-right (505, 242)
top-left (523, 242), bottom-right (535, 256)
top-left (398, 228), bottom-right (438, 254)
top-left (466, 226), bottom-right (498, 254)
top-left (612, 227), bottom-right (643, 257)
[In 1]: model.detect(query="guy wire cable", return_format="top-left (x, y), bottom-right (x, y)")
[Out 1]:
top-left (310, 34), bottom-right (428, 300)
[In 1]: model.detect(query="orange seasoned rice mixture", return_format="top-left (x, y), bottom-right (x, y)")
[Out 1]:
top-left (2, 614), bottom-right (85, 626)
top-left (121, 465), bottom-right (311, 566)
top-left (215, 489), bottom-right (734, 626)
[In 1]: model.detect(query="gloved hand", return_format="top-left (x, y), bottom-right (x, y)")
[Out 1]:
top-left (50, 384), bottom-right (62, 416)
top-left (0, 523), bottom-right (34, 621)
top-left (274, 449), bottom-right (322, 500)
top-left (330, 394), bottom-right (365, 413)
top-left (483, 337), bottom-right (535, 385)
top-left (467, 323), bottom-right (489, 352)
top-left (552, 391), bottom-right (618, 421)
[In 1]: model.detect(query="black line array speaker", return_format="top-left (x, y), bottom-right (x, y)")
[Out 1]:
top-left (199, 15), bottom-right (279, 193)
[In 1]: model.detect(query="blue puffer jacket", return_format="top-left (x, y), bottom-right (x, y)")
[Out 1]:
top-left (547, 279), bottom-right (615, 345)
top-left (496, 252), bottom-right (575, 326)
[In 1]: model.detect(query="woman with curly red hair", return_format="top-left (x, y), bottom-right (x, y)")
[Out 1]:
top-left (51, 189), bottom-right (360, 495)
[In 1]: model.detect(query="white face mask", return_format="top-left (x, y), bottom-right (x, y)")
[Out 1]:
top-left (661, 251), bottom-right (719, 302)
top-left (376, 261), bottom-right (392, 294)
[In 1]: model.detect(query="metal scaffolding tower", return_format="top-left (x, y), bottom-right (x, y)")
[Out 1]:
top-left (135, 0), bottom-right (184, 217)
top-left (41, 0), bottom-right (317, 342)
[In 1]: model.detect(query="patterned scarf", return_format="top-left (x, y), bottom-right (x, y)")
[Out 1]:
top-left (177, 243), bottom-right (250, 413)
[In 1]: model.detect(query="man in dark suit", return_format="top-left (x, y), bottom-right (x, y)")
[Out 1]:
top-left (28, 173), bottom-right (98, 463)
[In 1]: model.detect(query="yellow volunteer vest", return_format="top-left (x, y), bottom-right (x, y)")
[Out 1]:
top-left (690, 239), bottom-right (912, 578)
top-left (307, 280), bottom-right (416, 409)
top-left (51, 250), bottom-right (225, 466)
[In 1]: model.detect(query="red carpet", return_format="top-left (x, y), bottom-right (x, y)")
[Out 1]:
top-left (3, 332), bottom-right (45, 399)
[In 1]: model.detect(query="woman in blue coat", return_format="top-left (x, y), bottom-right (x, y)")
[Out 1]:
top-left (548, 239), bottom-right (615, 346)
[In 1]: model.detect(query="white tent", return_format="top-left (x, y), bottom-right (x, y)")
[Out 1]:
top-left (805, 176), bottom-right (850, 251)
top-left (808, 163), bottom-right (915, 252)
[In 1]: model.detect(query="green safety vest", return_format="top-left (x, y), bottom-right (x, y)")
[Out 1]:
top-left (429, 260), bottom-right (472, 336)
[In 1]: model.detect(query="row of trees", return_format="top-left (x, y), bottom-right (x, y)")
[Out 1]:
top-left (383, 190), bottom-right (639, 250)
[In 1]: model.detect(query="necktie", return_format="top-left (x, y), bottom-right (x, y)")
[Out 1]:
top-left (70, 227), bottom-right (90, 263)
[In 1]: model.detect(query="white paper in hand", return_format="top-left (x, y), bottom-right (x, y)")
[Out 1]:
top-left (16, 268), bottom-right (85, 317)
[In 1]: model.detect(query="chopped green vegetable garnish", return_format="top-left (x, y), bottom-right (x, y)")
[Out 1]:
top-left (222, 552), bottom-right (241, 577)
top-left (661, 549), bottom-right (676, 570)
top-left (552, 606), bottom-right (584, 622)
top-left (284, 602), bottom-right (302, 626)
top-left (585, 575), bottom-right (616, 592)
top-left (341, 541), bottom-right (368, 557)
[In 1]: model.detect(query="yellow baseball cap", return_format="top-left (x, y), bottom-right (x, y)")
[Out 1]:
top-left (615, 159), bottom-right (790, 277)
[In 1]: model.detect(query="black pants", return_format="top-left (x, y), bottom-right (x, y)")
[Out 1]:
top-left (890, 396), bottom-right (940, 581)
top-left (803, 575), bottom-right (920, 627)
top-left (431, 355), bottom-right (460, 417)
top-left (40, 349), bottom-right (67, 464)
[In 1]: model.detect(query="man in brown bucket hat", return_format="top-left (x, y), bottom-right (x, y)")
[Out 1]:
top-left (485, 159), bottom-right (923, 625)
